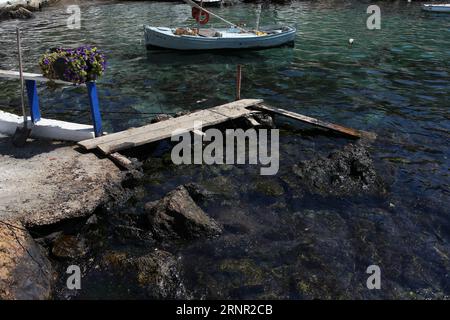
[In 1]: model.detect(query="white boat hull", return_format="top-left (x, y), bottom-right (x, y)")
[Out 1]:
top-left (422, 4), bottom-right (450, 12)
top-left (144, 26), bottom-right (296, 50)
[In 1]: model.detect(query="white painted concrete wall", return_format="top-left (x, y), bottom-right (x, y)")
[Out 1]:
top-left (0, 110), bottom-right (95, 142)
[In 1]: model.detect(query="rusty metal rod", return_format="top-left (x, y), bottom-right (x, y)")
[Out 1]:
top-left (236, 64), bottom-right (242, 100)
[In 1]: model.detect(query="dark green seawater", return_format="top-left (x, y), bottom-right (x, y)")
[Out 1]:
top-left (1, 1), bottom-right (449, 299)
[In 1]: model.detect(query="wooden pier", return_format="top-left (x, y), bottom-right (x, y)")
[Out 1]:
top-left (79, 99), bottom-right (375, 155)
top-left (78, 99), bottom-right (261, 154)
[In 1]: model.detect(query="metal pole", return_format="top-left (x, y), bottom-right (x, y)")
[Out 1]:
top-left (256, 4), bottom-right (262, 32)
top-left (236, 64), bottom-right (242, 101)
top-left (16, 27), bottom-right (27, 128)
top-left (87, 81), bottom-right (103, 137)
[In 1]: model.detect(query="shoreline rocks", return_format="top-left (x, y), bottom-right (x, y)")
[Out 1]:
top-left (0, 135), bottom-right (135, 299)
top-left (0, 221), bottom-right (54, 300)
top-left (0, 0), bottom-right (55, 22)
top-left (6, 6), bottom-right (34, 19)
top-left (293, 143), bottom-right (384, 197)
top-left (102, 250), bottom-right (189, 299)
top-left (145, 186), bottom-right (222, 241)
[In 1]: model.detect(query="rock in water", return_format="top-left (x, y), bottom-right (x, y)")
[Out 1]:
top-left (51, 234), bottom-right (88, 259)
top-left (0, 221), bottom-right (54, 300)
top-left (251, 112), bottom-right (275, 128)
top-left (9, 7), bottom-right (34, 19)
top-left (133, 251), bottom-right (187, 299)
top-left (102, 250), bottom-right (188, 299)
top-left (293, 143), bottom-right (382, 196)
top-left (145, 186), bottom-right (222, 240)
top-left (184, 182), bottom-right (216, 203)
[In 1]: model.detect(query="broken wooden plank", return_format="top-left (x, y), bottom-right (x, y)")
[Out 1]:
top-left (253, 103), bottom-right (376, 140)
top-left (245, 116), bottom-right (261, 127)
top-left (108, 152), bottom-right (134, 170)
top-left (78, 99), bottom-right (262, 152)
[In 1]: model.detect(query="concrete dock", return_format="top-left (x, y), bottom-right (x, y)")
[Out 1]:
top-left (0, 133), bottom-right (124, 227)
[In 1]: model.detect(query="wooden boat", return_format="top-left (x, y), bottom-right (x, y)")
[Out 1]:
top-left (422, 4), bottom-right (450, 12)
top-left (193, 0), bottom-right (222, 7)
top-left (144, 25), bottom-right (296, 50)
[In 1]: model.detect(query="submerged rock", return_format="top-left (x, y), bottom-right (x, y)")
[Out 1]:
top-left (145, 186), bottom-right (222, 240)
top-left (254, 179), bottom-right (284, 197)
top-left (35, 231), bottom-right (63, 248)
top-left (113, 224), bottom-right (154, 243)
top-left (184, 182), bottom-right (217, 203)
top-left (219, 258), bottom-right (266, 287)
top-left (51, 234), bottom-right (88, 259)
top-left (293, 143), bottom-right (382, 196)
top-left (0, 221), bottom-right (54, 300)
top-left (102, 250), bottom-right (188, 299)
top-left (199, 175), bottom-right (238, 199)
top-left (85, 214), bottom-right (98, 226)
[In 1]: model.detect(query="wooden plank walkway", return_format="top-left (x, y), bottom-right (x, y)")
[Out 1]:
top-left (253, 103), bottom-right (377, 140)
top-left (78, 98), bottom-right (376, 156)
top-left (78, 99), bottom-right (262, 155)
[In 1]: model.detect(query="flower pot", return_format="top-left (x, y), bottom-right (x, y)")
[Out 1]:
top-left (52, 57), bottom-right (70, 82)
top-left (40, 46), bottom-right (106, 84)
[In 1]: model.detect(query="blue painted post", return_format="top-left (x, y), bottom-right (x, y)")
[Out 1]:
top-left (25, 79), bottom-right (41, 123)
top-left (87, 81), bottom-right (103, 137)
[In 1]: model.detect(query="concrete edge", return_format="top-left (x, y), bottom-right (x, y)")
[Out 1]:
top-left (0, 110), bottom-right (95, 142)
